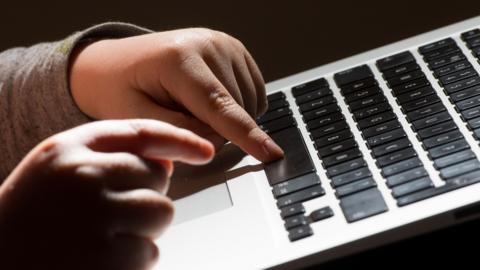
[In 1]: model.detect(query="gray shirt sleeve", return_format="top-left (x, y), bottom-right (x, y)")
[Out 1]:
top-left (0, 22), bottom-right (152, 180)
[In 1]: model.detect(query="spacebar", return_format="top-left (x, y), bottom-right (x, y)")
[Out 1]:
top-left (264, 127), bottom-right (316, 186)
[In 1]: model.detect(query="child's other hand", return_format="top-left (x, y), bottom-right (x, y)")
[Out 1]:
top-left (0, 119), bottom-right (214, 270)
top-left (70, 28), bottom-right (283, 162)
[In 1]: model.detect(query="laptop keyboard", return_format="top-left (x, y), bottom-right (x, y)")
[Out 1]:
top-left (257, 28), bottom-right (480, 242)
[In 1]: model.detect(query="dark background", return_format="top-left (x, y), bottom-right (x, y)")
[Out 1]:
top-left (2, 0), bottom-right (480, 268)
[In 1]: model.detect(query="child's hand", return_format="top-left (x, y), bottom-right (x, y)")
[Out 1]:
top-left (0, 119), bottom-right (214, 270)
top-left (70, 28), bottom-right (283, 162)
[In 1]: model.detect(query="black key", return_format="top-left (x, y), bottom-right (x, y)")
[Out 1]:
top-left (392, 177), bottom-right (433, 197)
top-left (428, 52), bottom-right (465, 69)
top-left (466, 37), bottom-right (480, 48)
top-left (376, 147), bottom-right (417, 167)
top-left (318, 139), bottom-right (357, 158)
top-left (310, 206), bottom-right (334, 222)
top-left (295, 88), bottom-right (332, 105)
top-left (349, 94), bottom-right (386, 111)
top-left (334, 65), bottom-right (373, 86)
top-left (387, 70), bottom-right (425, 87)
top-left (310, 121), bottom-right (349, 139)
top-left (386, 167), bottom-right (428, 187)
top-left (456, 95), bottom-right (480, 111)
top-left (407, 102), bottom-right (445, 122)
top-left (353, 103), bottom-right (391, 120)
top-left (419, 38), bottom-right (455, 54)
top-left (256, 107), bottom-right (292, 124)
top-left (336, 177), bottom-right (377, 197)
top-left (397, 170), bottom-right (480, 206)
top-left (331, 167), bottom-right (372, 187)
top-left (326, 158), bottom-right (366, 177)
top-left (423, 44), bottom-right (460, 61)
top-left (363, 120), bottom-right (401, 138)
top-left (381, 157), bottom-right (423, 177)
top-left (376, 51), bottom-right (415, 71)
top-left (434, 149), bottom-right (476, 169)
top-left (265, 128), bottom-right (315, 185)
top-left (417, 120), bottom-right (457, 139)
top-left (306, 113), bottom-right (344, 131)
top-left (367, 128), bottom-right (406, 148)
top-left (292, 78), bottom-right (328, 97)
top-left (267, 91), bottom-right (286, 102)
top-left (358, 111), bottom-right (397, 129)
top-left (473, 47), bottom-right (480, 57)
top-left (412, 111), bottom-right (451, 131)
top-left (340, 77), bottom-right (377, 95)
top-left (267, 99), bottom-right (289, 112)
top-left (461, 29), bottom-right (480, 41)
top-left (468, 117), bottom-right (480, 129)
top-left (440, 159), bottom-right (480, 179)
top-left (450, 84), bottom-right (480, 102)
top-left (276, 185), bottom-right (325, 208)
top-left (423, 129), bottom-right (463, 149)
top-left (284, 215), bottom-right (308, 229)
top-left (434, 61), bottom-right (471, 77)
top-left (461, 106), bottom-right (480, 120)
top-left (288, 225), bottom-right (313, 242)
top-left (260, 116), bottom-right (296, 134)
top-left (439, 68), bottom-right (477, 86)
top-left (392, 78), bottom-right (431, 96)
top-left (280, 203), bottom-right (306, 219)
top-left (345, 86), bottom-right (381, 102)
top-left (302, 103), bottom-right (340, 122)
top-left (321, 148), bottom-right (362, 167)
top-left (444, 76), bottom-right (480, 94)
top-left (372, 138), bottom-right (411, 157)
top-left (340, 188), bottom-right (388, 223)
top-left (428, 139), bottom-right (470, 159)
top-left (396, 86), bottom-right (435, 104)
top-left (473, 127), bottom-right (480, 139)
top-left (299, 95), bottom-right (336, 113)
top-left (382, 62), bottom-right (419, 79)
top-left (402, 94), bottom-right (440, 112)
top-left (272, 173), bottom-right (321, 198)
top-left (314, 130), bottom-right (353, 148)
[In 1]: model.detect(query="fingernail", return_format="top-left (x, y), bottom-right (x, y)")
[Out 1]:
top-left (262, 138), bottom-right (284, 161)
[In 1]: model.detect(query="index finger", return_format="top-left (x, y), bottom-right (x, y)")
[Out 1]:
top-left (161, 56), bottom-right (284, 162)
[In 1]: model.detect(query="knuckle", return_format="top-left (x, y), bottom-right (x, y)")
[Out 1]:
top-left (207, 87), bottom-right (237, 116)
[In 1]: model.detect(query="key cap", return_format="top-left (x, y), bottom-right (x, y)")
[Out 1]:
top-left (419, 38), bottom-right (455, 54)
top-left (310, 121), bottom-right (349, 139)
top-left (440, 159), bottom-right (480, 179)
top-left (299, 95), bottom-right (336, 113)
top-left (428, 139), bottom-right (470, 159)
top-left (272, 173), bottom-right (321, 198)
top-left (306, 113), bottom-right (344, 131)
top-left (331, 167), bottom-right (372, 187)
top-left (396, 86), bottom-right (435, 104)
top-left (358, 111), bottom-right (397, 129)
top-left (340, 77), bottom-right (377, 95)
top-left (295, 87), bottom-right (332, 105)
top-left (371, 138), bottom-right (411, 157)
top-left (267, 91), bottom-right (286, 102)
top-left (456, 95), bottom-right (480, 110)
top-left (434, 61), bottom-right (471, 77)
top-left (417, 120), bottom-right (457, 139)
top-left (381, 157), bottom-right (423, 177)
top-left (256, 107), bottom-right (292, 124)
top-left (402, 95), bottom-right (440, 112)
top-left (468, 117), bottom-right (480, 129)
top-left (392, 78), bottom-right (430, 96)
top-left (466, 37), bottom-right (480, 48)
top-left (280, 203), bottom-right (306, 219)
top-left (423, 44), bottom-right (460, 61)
top-left (422, 129), bottom-right (463, 149)
top-left (449, 84), bottom-right (480, 102)
top-left (302, 103), bottom-right (340, 121)
top-left (288, 225), bottom-right (313, 241)
top-left (439, 68), bottom-right (477, 86)
top-left (428, 52), bottom-right (465, 69)
top-left (317, 139), bottom-right (357, 158)
top-left (406, 102), bottom-right (445, 122)
top-left (335, 177), bottom-right (377, 197)
top-left (433, 149), bottom-right (477, 169)
top-left (461, 29), bottom-right (480, 41)
top-left (362, 120), bottom-right (401, 138)
top-left (387, 70), bottom-right (425, 87)
top-left (276, 185), bottom-right (325, 208)
top-left (376, 147), bottom-right (417, 167)
top-left (345, 86), bottom-right (381, 102)
top-left (349, 94), bottom-right (386, 111)
top-left (376, 51), bottom-right (415, 71)
top-left (267, 99), bottom-right (289, 112)
top-left (411, 111), bottom-right (451, 131)
top-left (461, 106), bottom-right (480, 120)
top-left (353, 102), bottom-right (391, 120)
top-left (392, 177), bottom-right (433, 197)
top-left (444, 76), bottom-right (480, 94)
top-left (367, 128), bottom-right (406, 148)
top-left (310, 206), bottom-right (334, 222)
top-left (260, 116), bottom-right (296, 134)
top-left (386, 167), bottom-right (428, 187)
top-left (321, 148), bottom-right (362, 167)
top-left (326, 158), bottom-right (366, 177)
top-left (334, 65), bottom-right (373, 86)
top-left (340, 188), bottom-right (388, 223)
top-left (265, 127), bottom-right (315, 185)
top-left (284, 215), bottom-right (308, 229)
top-left (314, 130), bottom-right (353, 148)
top-left (292, 78), bottom-right (328, 97)
top-left (382, 62), bottom-right (420, 79)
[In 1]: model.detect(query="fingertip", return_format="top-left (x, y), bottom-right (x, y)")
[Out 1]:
top-left (262, 137), bottom-right (284, 162)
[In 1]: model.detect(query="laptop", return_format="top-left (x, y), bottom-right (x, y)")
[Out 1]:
top-left (155, 15), bottom-right (480, 269)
